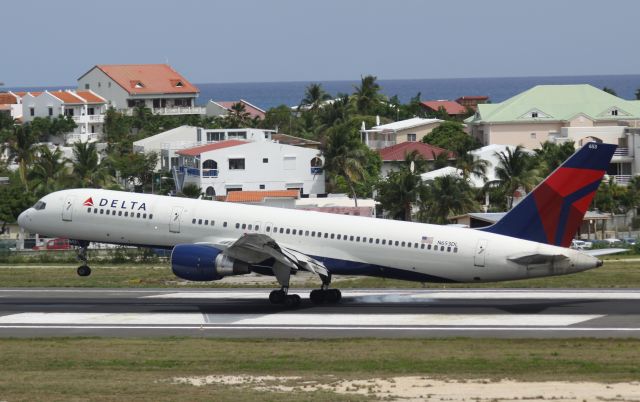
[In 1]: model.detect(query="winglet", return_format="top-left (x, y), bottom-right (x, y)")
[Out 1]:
top-left (480, 142), bottom-right (617, 247)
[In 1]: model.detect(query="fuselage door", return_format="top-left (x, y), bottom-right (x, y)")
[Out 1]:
top-left (474, 239), bottom-right (488, 267)
top-left (169, 206), bottom-right (183, 233)
top-left (62, 195), bottom-right (75, 222)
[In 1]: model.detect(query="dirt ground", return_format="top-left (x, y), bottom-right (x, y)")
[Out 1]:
top-left (172, 374), bottom-right (640, 401)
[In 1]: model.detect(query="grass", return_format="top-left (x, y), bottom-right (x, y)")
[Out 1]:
top-left (0, 338), bottom-right (638, 401)
top-left (0, 257), bottom-right (639, 288)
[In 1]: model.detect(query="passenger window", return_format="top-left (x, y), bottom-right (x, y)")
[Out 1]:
top-left (421, 244), bottom-right (425, 249)
top-left (100, 209), bottom-right (104, 214)
top-left (124, 211), bottom-right (128, 217)
top-left (292, 229), bottom-right (297, 235)
top-left (382, 239), bottom-right (386, 245)
top-left (223, 222), bottom-right (228, 227)
top-left (324, 233), bottom-right (328, 238)
top-left (94, 209), bottom-right (98, 214)
top-left (87, 208), bottom-right (91, 213)
top-left (192, 218), bottom-right (197, 224)
top-left (266, 227), bottom-right (271, 232)
top-left (375, 239), bottom-right (379, 244)
top-left (286, 229), bottom-right (290, 234)
top-left (143, 214), bottom-right (147, 219)
top-left (198, 219), bottom-right (202, 225)
top-left (311, 231), bottom-right (315, 236)
top-left (255, 225), bottom-right (259, 231)
top-left (149, 214), bottom-right (153, 219)
top-left (204, 220), bottom-right (209, 225)
top-left (236, 223), bottom-right (240, 229)
top-left (447, 247), bottom-right (451, 252)
top-left (350, 236), bottom-right (354, 241)
top-left (337, 234), bottom-right (341, 240)
top-left (137, 213), bottom-right (141, 218)
top-left (248, 224), bottom-right (253, 230)
top-left (211, 221), bottom-right (215, 226)
top-left (427, 244), bottom-right (432, 250)
top-left (441, 246), bottom-right (445, 251)
top-left (395, 241), bottom-right (399, 246)
top-left (454, 247), bottom-right (458, 253)
top-left (330, 234), bottom-right (334, 239)
top-left (401, 241), bottom-right (405, 247)
top-left (305, 231), bottom-right (309, 236)
top-left (414, 243), bottom-right (418, 248)
top-left (356, 236), bottom-right (361, 242)
top-left (118, 211), bottom-right (122, 216)
top-left (242, 223), bottom-right (247, 230)
top-left (106, 210), bottom-right (110, 215)
top-left (280, 228), bottom-right (284, 233)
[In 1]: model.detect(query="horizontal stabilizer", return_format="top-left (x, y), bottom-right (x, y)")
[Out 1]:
top-left (508, 253), bottom-right (569, 265)
top-left (584, 248), bottom-right (628, 257)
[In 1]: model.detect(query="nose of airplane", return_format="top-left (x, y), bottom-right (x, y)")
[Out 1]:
top-left (17, 210), bottom-right (28, 228)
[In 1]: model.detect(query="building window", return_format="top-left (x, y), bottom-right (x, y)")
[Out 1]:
top-left (29, 108), bottom-right (34, 116)
top-left (407, 133), bottom-right (417, 142)
top-left (207, 132), bottom-right (225, 142)
top-left (263, 158), bottom-right (268, 163)
top-left (531, 111), bottom-right (538, 118)
top-left (283, 156), bottom-right (296, 170)
top-left (259, 184), bottom-right (265, 189)
top-left (612, 109), bottom-right (619, 116)
top-left (228, 131), bottom-right (247, 140)
top-left (84, 84), bottom-right (90, 89)
top-left (48, 107), bottom-right (53, 116)
top-left (229, 158), bottom-right (245, 170)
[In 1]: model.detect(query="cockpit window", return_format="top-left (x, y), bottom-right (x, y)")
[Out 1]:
top-left (33, 201), bottom-right (46, 210)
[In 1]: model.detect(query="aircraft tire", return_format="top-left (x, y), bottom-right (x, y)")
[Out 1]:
top-left (325, 289), bottom-right (341, 303)
top-left (284, 294), bottom-right (301, 308)
top-left (310, 289), bottom-right (325, 304)
top-left (77, 265), bottom-right (91, 277)
top-left (269, 289), bottom-right (286, 304)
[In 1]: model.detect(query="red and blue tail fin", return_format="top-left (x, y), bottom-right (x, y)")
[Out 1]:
top-left (480, 142), bottom-right (616, 247)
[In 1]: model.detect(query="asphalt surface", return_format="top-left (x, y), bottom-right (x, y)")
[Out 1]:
top-left (0, 288), bottom-right (639, 338)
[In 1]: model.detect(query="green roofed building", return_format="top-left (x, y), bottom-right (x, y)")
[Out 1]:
top-left (465, 84), bottom-right (640, 184)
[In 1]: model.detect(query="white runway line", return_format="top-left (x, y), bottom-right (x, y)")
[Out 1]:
top-left (144, 290), bottom-right (640, 300)
top-left (0, 312), bottom-right (601, 327)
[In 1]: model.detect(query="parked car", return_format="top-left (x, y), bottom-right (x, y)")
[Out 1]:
top-left (33, 238), bottom-right (72, 251)
top-left (602, 238), bottom-right (622, 246)
top-left (621, 237), bottom-right (637, 246)
top-left (571, 240), bottom-right (593, 250)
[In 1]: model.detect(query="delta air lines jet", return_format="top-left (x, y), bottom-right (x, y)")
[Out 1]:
top-left (18, 142), bottom-right (617, 307)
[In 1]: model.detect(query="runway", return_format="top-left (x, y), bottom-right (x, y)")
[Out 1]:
top-left (0, 288), bottom-right (639, 338)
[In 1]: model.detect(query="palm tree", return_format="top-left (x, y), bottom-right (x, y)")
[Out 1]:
top-left (353, 75), bottom-right (382, 115)
top-left (327, 147), bottom-right (367, 207)
top-left (299, 83), bottom-right (331, 112)
top-left (534, 141), bottom-right (575, 176)
top-left (456, 152), bottom-right (488, 183)
top-left (492, 146), bottom-right (542, 209)
top-left (71, 142), bottom-right (111, 187)
top-left (225, 102), bottom-right (251, 128)
top-left (376, 151), bottom-right (427, 221)
top-left (418, 175), bottom-right (479, 224)
top-left (4, 124), bottom-right (38, 191)
top-left (29, 145), bottom-right (68, 196)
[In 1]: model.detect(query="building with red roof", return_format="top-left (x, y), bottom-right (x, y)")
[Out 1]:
top-left (455, 96), bottom-right (489, 111)
top-left (420, 100), bottom-right (468, 117)
top-left (378, 141), bottom-right (456, 177)
top-left (0, 92), bottom-right (23, 119)
top-left (77, 64), bottom-right (204, 116)
top-left (206, 99), bottom-right (266, 120)
top-left (21, 90), bottom-right (107, 144)
top-left (174, 139), bottom-right (325, 197)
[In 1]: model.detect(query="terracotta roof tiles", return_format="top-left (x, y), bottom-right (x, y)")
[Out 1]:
top-left (93, 64), bottom-right (199, 95)
top-left (421, 100), bottom-right (467, 115)
top-left (176, 140), bottom-right (248, 157)
top-left (226, 190), bottom-right (300, 203)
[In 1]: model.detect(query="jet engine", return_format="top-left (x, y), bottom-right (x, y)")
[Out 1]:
top-left (171, 244), bottom-right (250, 281)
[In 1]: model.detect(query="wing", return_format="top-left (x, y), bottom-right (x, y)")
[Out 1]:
top-left (214, 233), bottom-right (329, 278)
top-left (583, 248), bottom-right (628, 257)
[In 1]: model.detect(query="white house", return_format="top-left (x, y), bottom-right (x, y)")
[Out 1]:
top-left (175, 140), bottom-right (325, 197)
top-left (0, 92), bottom-right (24, 120)
top-left (133, 126), bottom-right (277, 171)
top-left (361, 117), bottom-right (443, 149)
top-left (21, 90), bottom-right (107, 144)
top-left (77, 64), bottom-right (204, 115)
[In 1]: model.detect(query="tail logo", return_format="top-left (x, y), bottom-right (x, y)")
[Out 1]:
top-left (83, 197), bottom-right (94, 207)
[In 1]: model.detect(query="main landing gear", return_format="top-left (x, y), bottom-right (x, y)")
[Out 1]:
top-left (74, 240), bottom-right (91, 277)
top-left (268, 267), bottom-right (342, 308)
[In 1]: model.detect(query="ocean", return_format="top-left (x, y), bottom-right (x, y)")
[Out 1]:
top-left (6, 74), bottom-right (640, 111)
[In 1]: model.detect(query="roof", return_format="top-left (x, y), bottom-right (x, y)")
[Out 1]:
top-left (371, 117), bottom-right (442, 132)
top-left (378, 141), bottom-right (455, 161)
top-left (89, 64), bottom-right (199, 95)
top-left (467, 84), bottom-right (640, 124)
top-left (421, 100), bottom-right (467, 115)
top-left (176, 140), bottom-right (248, 156)
top-left (0, 93), bottom-right (19, 104)
top-left (75, 91), bottom-right (106, 103)
top-left (49, 91), bottom-right (85, 104)
top-left (272, 133), bottom-right (321, 147)
top-left (214, 100), bottom-right (266, 119)
top-left (226, 190), bottom-right (300, 203)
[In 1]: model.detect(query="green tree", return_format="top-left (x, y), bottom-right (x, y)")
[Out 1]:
top-left (104, 108), bottom-right (132, 152)
top-left (417, 175), bottom-right (479, 224)
top-left (0, 176), bottom-right (36, 232)
top-left (180, 183), bottom-right (203, 198)
top-left (534, 141), bottom-right (576, 176)
top-left (375, 151), bottom-right (428, 221)
top-left (299, 83), bottom-right (332, 112)
top-left (455, 152), bottom-right (488, 182)
top-left (70, 142), bottom-right (111, 187)
top-left (322, 118), bottom-right (381, 206)
top-left (491, 146), bottom-right (541, 209)
top-left (30, 116), bottom-right (77, 142)
top-left (223, 102), bottom-right (252, 128)
top-left (262, 105), bottom-right (298, 134)
top-left (3, 124), bottom-right (38, 191)
top-left (29, 145), bottom-right (68, 196)
top-left (602, 86), bottom-right (617, 96)
top-left (353, 75), bottom-right (383, 115)
top-left (111, 152), bottom-right (159, 192)
top-left (422, 121), bottom-right (479, 155)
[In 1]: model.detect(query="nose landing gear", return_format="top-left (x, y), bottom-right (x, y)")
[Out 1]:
top-left (74, 240), bottom-right (92, 277)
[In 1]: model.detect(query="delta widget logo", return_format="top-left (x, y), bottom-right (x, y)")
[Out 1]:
top-left (83, 197), bottom-right (94, 207)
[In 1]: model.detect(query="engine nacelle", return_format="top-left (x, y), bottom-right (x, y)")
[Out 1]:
top-left (171, 244), bottom-right (250, 281)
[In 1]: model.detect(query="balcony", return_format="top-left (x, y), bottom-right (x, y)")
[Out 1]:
top-left (66, 133), bottom-right (99, 144)
top-left (153, 106), bottom-right (206, 116)
top-left (178, 166), bottom-right (219, 178)
top-left (611, 175), bottom-right (631, 185)
top-left (203, 169), bottom-right (218, 178)
top-left (310, 167), bottom-right (323, 175)
top-left (71, 114), bottom-right (105, 124)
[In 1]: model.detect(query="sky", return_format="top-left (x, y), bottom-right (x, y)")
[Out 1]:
top-left (2, 0), bottom-right (639, 87)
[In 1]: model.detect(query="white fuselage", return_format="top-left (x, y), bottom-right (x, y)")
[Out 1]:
top-left (18, 189), bottom-right (600, 283)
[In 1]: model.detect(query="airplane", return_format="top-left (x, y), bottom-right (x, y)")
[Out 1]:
top-left (17, 141), bottom-right (619, 307)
